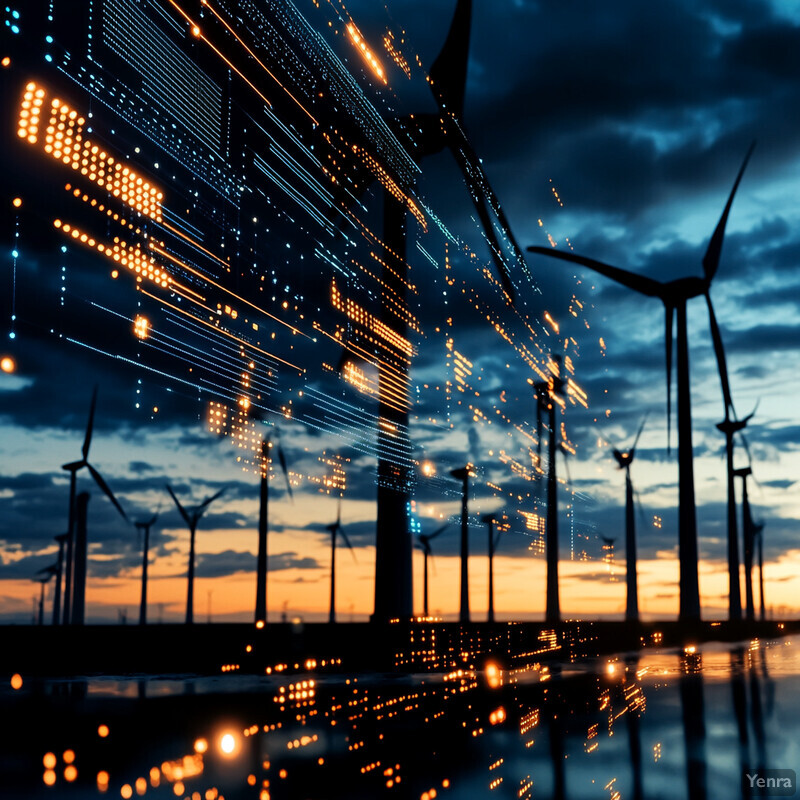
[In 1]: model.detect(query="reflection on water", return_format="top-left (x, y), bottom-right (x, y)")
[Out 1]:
top-left (2, 630), bottom-right (798, 799)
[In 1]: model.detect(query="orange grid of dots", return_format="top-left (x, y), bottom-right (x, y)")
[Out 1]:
top-left (18, 82), bottom-right (163, 223)
top-left (331, 281), bottom-right (413, 356)
top-left (52, 219), bottom-right (172, 289)
top-left (17, 82), bottom-right (45, 145)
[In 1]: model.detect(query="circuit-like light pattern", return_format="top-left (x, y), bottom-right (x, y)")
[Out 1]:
top-left (4, 0), bottom-right (608, 566)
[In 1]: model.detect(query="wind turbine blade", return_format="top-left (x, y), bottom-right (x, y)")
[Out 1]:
top-left (705, 293), bottom-right (734, 416)
top-left (166, 485), bottom-right (192, 527)
top-left (277, 445), bottom-right (294, 501)
top-left (631, 415), bottom-right (648, 453)
top-left (339, 528), bottom-right (358, 563)
top-left (743, 399), bottom-right (759, 424)
top-left (429, 523), bottom-right (449, 541)
top-left (527, 247), bottom-right (664, 298)
top-left (199, 487), bottom-right (226, 511)
top-left (429, 0), bottom-right (471, 117)
top-left (87, 463), bottom-right (127, 520)
top-left (665, 305), bottom-right (674, 455)
top-left (336, 496), bottom-right (342, 528)
top-left (82, 385), bottom-right (99, 460)
top-left (633, 486), bottom-right (649, 530)
top-left (453, 153), bottom-right (516, 300)
top-left (702, 141), bottom-right (756, 283)
top-left (147, 513), bottom-right (158, 527)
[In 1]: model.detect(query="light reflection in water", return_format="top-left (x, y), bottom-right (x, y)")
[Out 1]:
top-left (4, 630), bottom-right (798, 799)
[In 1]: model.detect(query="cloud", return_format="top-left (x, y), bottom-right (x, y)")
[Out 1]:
top-left (194, 549), bottom-right (318, 578)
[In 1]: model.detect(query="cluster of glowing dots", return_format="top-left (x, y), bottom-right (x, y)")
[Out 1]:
top-left (17, 83), bottom-right (163, 223)
top-left (346, 23), bottom-right (387, 84)
top-left (51, 220), bottom-right (171, 289)
top-left (42, 750), bottom-right (77, 785)
top-left (17, 83), bottom-right (44, 143)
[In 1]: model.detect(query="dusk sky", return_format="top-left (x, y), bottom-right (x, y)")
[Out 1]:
top-left (1, 0), bottom-right (799, 623)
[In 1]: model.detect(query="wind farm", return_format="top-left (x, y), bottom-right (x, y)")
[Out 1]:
top-left (2, 0), bottom-right (800, 798)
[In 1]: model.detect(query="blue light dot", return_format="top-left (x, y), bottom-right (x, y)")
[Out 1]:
top-left (11, 250), bottom-right (18, 258)
top-left (8, 332), bottom-right (15, 340)
top-left (12, 9), bottom-right (19, 18)
top-left (45, 54), bottom-right (52, 62)
top-left (45, 35), bottom-right (52, 42)
top-left (61, 246), bottom-right (67, 253)
top-left (10, 24), bottom-right (19, 34)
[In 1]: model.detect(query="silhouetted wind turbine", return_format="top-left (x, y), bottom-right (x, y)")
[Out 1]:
top-left (715, 402), bottom-right (758, 622)
top-left (133, 512), bottom-right (158, 625)
top-left (166, 485), bottom-right (226, 624)
top-left (450, 465), bottom-right (475, 623)
top-left (528, 144), bottom-right (755, 623)
top-left (734, 466), bottom-right (757, 622)
top-left (611, 416), bottom-right (646, 622)
top-left (34, 564), bottom-right (57, 626)
top-left (416, 523), bottom-right (449, 618)
top-left (51, 533), bottom-right (68, 625)
top-left (533, 356), bottom-right (566, 624)
top-left (255, 434), bottom-right (293, 626)
top-left (326, 499), bottom-right (356, 624)
top-left (755, 519), bottom-right (766, 622)
top-left (362, 0), bottom-right (528, 624)
top-left (481, 514), bottom-right (504, 624)
top-left (61, 386), bottom-right (128, 624)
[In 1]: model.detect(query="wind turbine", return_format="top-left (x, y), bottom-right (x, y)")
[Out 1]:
top-left (528, 144), bottom-right (755, 623)
top-left (255, 434), bottom-right (293, 626)
top-left (611, 416), bottom-right (646, 622)
top-left (51, 533), bottom-right (68, 625)
top-left (734, 466), bottom-right (757, 622)
top-left (61, 386), bottom-right (128, 624)
top-left (166, 485), bottom-right (226, 624)
top-left (133, 512), bottom-right (158, 625)
top-left (326, 499), bottom-right (356, 624)
top-left (362, 0), bottom-right (528, 624)
top-left (450, 465), bottom-right (475, 623)
top-left (755, 520), bottom-right (766, 622)
top-left (481, 514), bottom-right (504, 624)
top-left (533, 355), bottom-right (566, 624)
top-left (416, 523), bottom-right (449, 618)
top-left (34, 564), bottom-right (57, 626)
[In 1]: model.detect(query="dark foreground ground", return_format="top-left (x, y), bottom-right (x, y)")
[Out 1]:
top-left (1, 620), bottom-right (797, 799)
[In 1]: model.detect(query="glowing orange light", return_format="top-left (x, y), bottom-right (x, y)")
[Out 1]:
top-left (63, 750), bottom-right (75, 764)
top-left (421, 461), bottom-right (436, 477)
top-left (1, 57), bottom-right (10, 67)
top-left (43, 770), bottom-right (56, 786)
top-left (43, 753), bottom-right (57, 769)
top-left (135, 776), bottom-right (147, 795)
top-left (1, 357), bottom-right (16, 374)
top-left (219, 732), bottom-right (238, 756)
top-left (255, 620), bottom-right (265, 629)
top-left (12, 197), bottom-right (22, 208)
top-left (97, 771), bottom-right (110, 792)
top-left (134, 316), bottom-right (150, 340)
top-left (194, 738), bottom-right (208, 754)
top-left (121, 784), bottom-right (133, 799)
top-left (98, 724), bottom-right (110, 738)
top-left (64, 765), bottom-right (78, 782)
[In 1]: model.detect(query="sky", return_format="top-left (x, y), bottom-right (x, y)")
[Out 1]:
top-left (1, 0), bottom-right (799, 623)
